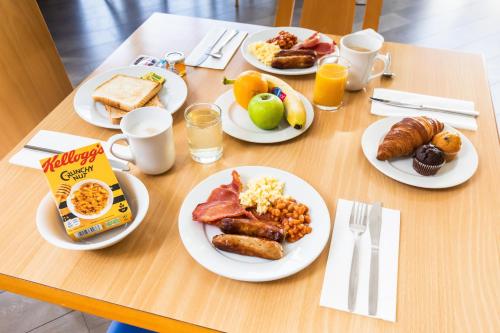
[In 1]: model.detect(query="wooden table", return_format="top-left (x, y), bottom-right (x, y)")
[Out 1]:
top-left (0, 13), bottom-right (499, 333)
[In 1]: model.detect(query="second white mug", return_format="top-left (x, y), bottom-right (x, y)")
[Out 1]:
top-left (340, 29), bottom-right (389, 91)
top-left (107, 107), bottom-right (176, 175)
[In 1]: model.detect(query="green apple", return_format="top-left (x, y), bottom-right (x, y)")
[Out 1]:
top-left (247, 93), bottom-right (284, 130)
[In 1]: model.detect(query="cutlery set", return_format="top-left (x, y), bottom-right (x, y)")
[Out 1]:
top-left (347, 201), bottom-right (383, 315)
top-left (193, 29), bottom-right (239, 66)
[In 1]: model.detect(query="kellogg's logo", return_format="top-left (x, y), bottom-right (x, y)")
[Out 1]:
top-left (42, 144), bottom-right (104, 173)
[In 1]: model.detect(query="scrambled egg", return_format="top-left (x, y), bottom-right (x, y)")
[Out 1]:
top-left (247, 41), bottom-right (280, 66)
top-left (239, 176), bottom-right (287, 214)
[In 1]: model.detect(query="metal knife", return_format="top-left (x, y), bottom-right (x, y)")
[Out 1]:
top-left (368, 202), bottom-right (382, 316)
top-left (369, 97), bottom-right (479, 117)
top-left (192, 28), bottom-right (227, 66)
top-left (24, 144), bottom-right (130, 171)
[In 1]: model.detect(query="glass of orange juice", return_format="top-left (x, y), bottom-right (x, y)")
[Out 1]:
top-left (313, 55), bottom-right (350, 111)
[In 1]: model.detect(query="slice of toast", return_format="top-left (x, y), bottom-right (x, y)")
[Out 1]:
top-left (105, 95), bottom-right (164, 125)
top-left (92, 74), bottom-right (161, 111)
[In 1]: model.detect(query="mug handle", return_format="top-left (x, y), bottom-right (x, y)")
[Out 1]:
top-left (367, 53), bottom-right (390, 82)
top-left (107, 134), bottom-right (135, 164)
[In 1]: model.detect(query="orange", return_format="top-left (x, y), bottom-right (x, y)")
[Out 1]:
top-left (232, 71), bottom-right (268, 109)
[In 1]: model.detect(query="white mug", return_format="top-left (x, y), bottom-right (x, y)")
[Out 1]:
top-left (107, 107), bottom-right (175, 175)
top-left (340, 29), bottom-right (389, 91)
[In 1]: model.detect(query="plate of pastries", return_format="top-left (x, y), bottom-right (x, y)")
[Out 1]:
top-left (361, 116), bottom-right (478, 189)
top-left (73, 66), bottom-right (187, 129)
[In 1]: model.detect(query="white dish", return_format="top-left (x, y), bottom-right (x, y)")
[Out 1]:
top-left (361, 117), bottom-right (478, 189)
top-left (215, 89), bottom-right (314, 143)
top-left (36, 171), bottom-right (149, 250)
top-left (73, 66), bottom-right (188, 129)
top-left (241, 27), bottom-right (338, 76)
top-left (178, 166), bottom-right (331, 282)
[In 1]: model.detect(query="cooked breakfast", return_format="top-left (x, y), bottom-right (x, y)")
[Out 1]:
top-left (92, 72), bottom-right (165, 124)
top-left (248, 30), bottom-right (336, 69)
top-left (71, 182), bottom-right (109, 216)
top-left (192, 170), bottom-right (312, 260)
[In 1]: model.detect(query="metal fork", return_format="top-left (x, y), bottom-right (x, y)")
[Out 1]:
top-left (210, 29), bottom-right (238, 59)
top-left (347, 201), bottom-right (368, 312)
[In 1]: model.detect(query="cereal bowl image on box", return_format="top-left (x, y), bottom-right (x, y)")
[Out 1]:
top-left (66, 179), bottom-right (114, 219)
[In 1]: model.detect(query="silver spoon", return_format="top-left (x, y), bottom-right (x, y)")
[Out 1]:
top-left (383, 52), bottom-right (395, 78)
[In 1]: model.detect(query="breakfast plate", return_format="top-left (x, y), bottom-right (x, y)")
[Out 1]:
top-left (361, 117), bottom-right (478, 189)
top-left (215, 89), bottom-right (314, 143)
top-left (241, 27), bottom-right (338, 76)
top-left (36, 170), bottom-right (149, 250)
top-left (74, 66), bottom-right (188, 129)
top-left (178, 166), bottom-right (331, 282)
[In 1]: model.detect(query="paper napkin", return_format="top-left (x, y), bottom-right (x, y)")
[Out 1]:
top-left (185, 27), bottom-right (247, 69)
top-left (9, 130), bottom-right (129, 170)
top-left (371, 88), bottom-right (478, 131)
top-left (320, 199), bottom-right (401, 322)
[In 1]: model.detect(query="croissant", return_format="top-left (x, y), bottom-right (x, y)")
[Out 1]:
top-left (376, 117), bottom-right (444, 160)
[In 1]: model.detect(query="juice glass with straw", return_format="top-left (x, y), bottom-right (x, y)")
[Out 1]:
top-left (313, 55), bottom-right (350, 111)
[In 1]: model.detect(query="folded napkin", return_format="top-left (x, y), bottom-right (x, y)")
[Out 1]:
top-left (320, 199), bottom-right (400, 322)
top-left (371, 88), bottom-right (478, 131)
top-left (9, 130), bottom-right (129, 170)
top-left (185, 27), bottom-right (247, 69)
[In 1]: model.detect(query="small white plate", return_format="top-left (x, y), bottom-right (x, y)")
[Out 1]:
top-left (216, 89), bottom-right (314, 143)
top-left (241, 27), bottom-right (338, 76)
top-left (361, 117), bottom-right (478, 189)
top-left (36, 171), bottom-right (149, 250)
top-left (73, 66), bottom-right (188, 129)
top-left (178, 166), bottom-right (331, 282)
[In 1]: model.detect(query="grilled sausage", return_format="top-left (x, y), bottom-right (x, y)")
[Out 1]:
top-left (275, 49), bottom-right (316, 57)
top-left (212, 234), bottom-right (284, 260)
top-left (219, 218), bottom-right (284, 242)
top-left (271, 55), bottom-right (316, 69)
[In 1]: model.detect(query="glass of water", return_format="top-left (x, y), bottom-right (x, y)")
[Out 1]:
top-left (184, 103), bottom-right (223, 164)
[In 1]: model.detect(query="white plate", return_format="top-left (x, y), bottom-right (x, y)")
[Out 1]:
top-left (178, 166), bottom-right (331, 282)
top-left (361, 117), bottom-right (478, 189)
top-left (216, 89), bottom-right (314, 143)
top-left (241, 27), bottom-right (338, 76)
top-left (73, 66), bottom-right (188, 129)
top-left (36, 171), bottom-right (149, 250)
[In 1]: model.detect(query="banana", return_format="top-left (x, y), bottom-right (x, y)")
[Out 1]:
top-left (261, 73), bottom-right (306, 129)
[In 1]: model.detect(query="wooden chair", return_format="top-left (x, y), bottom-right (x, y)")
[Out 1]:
top-left (274, 0), bottom-right (383, 35)
top-left (0, 0), bottom-right (72, 158)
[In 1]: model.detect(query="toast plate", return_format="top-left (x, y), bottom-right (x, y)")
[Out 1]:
top-left (74, 66), bottom-right (187, 129)
top-left (178, 166), bottom-right (331, 282)
top-left (241, 27), bottom-right (338, 76)
top-left (361, 117), bottom-right (478, 189)
top-left (215, 89), bottom-right (314, 143)
top-left (36, 171), bottom-right (149, 250)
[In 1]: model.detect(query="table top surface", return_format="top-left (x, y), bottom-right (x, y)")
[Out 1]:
top-left (0, 13), bottom-right (499, 333)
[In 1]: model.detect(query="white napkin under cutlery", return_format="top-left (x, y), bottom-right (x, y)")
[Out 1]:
top-left (9, 130), bottom-right (129, 170)
top-left (320, 199), bottom-right (400, 322)
top-left (371, 88), bottom-right (478, 131)
top-left (185, 27), bottom-right (247, 69)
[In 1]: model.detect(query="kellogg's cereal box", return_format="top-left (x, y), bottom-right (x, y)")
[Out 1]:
top-left (40, 143), bottom-right (133, 240)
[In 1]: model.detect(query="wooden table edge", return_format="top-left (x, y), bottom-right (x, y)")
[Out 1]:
top-left (0, 273), bottom-right (219, 333)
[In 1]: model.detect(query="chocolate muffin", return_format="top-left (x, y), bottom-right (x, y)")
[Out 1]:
top-left (412, 144), bottom-right (445, 176)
